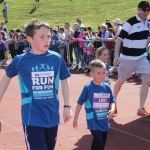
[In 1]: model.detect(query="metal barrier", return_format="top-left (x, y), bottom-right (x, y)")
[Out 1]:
top-left (49, 39), bottom-right (115, 68)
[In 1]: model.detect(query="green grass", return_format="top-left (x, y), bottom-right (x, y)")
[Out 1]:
top-left (1, 0), bottom-right (142, 31)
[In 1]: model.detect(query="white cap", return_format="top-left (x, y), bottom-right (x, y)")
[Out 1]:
top-left (113, 18), bottom-right (121, 24)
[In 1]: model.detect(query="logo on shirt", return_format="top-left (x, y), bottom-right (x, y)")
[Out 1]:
top-left (147, 23), bottom-right (150, 29)
top-left (31, 64), bottom-right (54, 99)
top-left (137, 26), bottom-right (140, 29)
top-left (93, 93), bottom-right (110, 120)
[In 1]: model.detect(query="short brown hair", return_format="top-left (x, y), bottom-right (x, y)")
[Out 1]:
top-left (76, 18), bottom-right (82, 24)
top-left (90, 59), bottom-right (106, 71)
top-left (96, 47), bottom-right (108, 58)
top-left (65, 22), bottom-right (70, 26)
top-left (26, 20), bottom-right (51, 38)
top-left (0, 31), bottom-right (5, 36)
top-left (82, 27), bottom-right (87, 31)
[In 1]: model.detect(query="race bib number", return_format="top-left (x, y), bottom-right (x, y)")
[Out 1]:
top-left (93, 93), bottom-right (110, 120)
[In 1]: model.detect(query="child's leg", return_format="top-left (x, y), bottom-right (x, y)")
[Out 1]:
top-left (101, 131), bottom-right (108, 149)
top-left (45, 125), bottom-right (58, 150)
top-left (23, 126), bottom-right (48, 150)
top-left (90, 130), bottom-right (108, 150)
top-left (23, 126), bottom-right (58, 150)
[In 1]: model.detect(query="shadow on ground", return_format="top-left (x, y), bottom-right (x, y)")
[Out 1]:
top-left (73, 117), bottom-right (150, 150)
top-left (73, 134), bottom-right (92, 150)
top-left (29, 6), bottom-right (39, 14)
top-left (106, 117), bottom-right (150, 150)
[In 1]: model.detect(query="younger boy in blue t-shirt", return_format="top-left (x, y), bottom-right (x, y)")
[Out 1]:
top-left (73, 59), bottom-right (115, 150)
top-left (0, 20), bottom-right (73, 150)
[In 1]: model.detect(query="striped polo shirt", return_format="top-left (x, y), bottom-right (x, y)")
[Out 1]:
top-left (118, 14), bottom-right (150, 60)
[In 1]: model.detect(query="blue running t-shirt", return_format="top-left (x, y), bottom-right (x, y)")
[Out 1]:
top-left (77, 81), bottom-right (115, 132)
top-left (5, 50), bottom-right (71, 127)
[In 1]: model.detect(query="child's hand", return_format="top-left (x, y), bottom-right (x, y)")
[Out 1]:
top-left (107, 109), bottom-right (114, 119)
top-left (73, 119), bottom-right (78, 129)
top-left (63, 108), bottom-right (73, 123)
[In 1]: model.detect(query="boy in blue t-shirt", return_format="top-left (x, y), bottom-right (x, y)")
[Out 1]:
top-left (0, 20), bottom-right (73, 150)
top-left (73, 59), bottom-right (115, 150)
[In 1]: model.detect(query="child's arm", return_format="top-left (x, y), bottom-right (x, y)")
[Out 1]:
top-left (61, 78), bottom-right (73, 123)
top-left (73, 104), bottom-right (82, 129)
top-left (0, 75), bottom-right (11, 102)
top-left (107, 103), bottom-right (115, 119)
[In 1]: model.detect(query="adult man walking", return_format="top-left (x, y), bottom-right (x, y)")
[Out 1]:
top-left (114, 1), bottom-right (150, 117)
top-left (2, 1), bottom-right (8, 23)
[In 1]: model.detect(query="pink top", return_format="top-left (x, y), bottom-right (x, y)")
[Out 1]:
top-left (86, 45), bottom-right (94, 55)
top-left (74, 33), bottom-right (85, 48)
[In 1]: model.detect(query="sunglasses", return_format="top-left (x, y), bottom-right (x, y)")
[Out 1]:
top-left (141, 8), bottom-right (150, 12)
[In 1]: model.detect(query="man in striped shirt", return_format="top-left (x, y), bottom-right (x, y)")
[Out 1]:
top-left (114, 1), bottom-right (150, 117)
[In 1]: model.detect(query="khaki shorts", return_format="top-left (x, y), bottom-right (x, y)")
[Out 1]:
top-left (118, 56), bottom-right (150, 82)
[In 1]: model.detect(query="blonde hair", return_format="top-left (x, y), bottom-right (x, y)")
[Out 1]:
top-left (74, 23), bottom-right (79, 26)
top-left (101, 24), bottom-right (107, 30)
top-left (96, 47), bottom-right (108, 58)
top-left (90, 59), bottom-right (106, 71)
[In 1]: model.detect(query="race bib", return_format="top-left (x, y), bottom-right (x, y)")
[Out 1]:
top-left (93, 93), bottom-right (110, 120)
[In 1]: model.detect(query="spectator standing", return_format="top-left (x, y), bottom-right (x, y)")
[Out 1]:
top-left (7, 30), bottom-right (15, 59)
top-left (50, 28), bottom-right (60, 52)
top-left (59, 27), bottom-right (66, 59)
top-left (1, 22), bottom-right (8, 34)
top-left (13, 29), bottom-right (20, 55)
top-left (93, 26), bottom-right (102, 50)
top-left (95, 24), bottom-right (109, 47)
top-left (73, 23), bottom-right (81, 70)
top-left (0, 31), bottom-right (6, 61)
top-left (2, 2), bottom-right (8, 23)
top-left (113, 18), bottom-right (122, 40)
top-left (72, 27), bottom-right (87, 71)
top-left (64, 22), bottom-right (74, 67)
top-left (105, 21), bottom-right (114, 31)
top-left (76, 18), bottom-right (83, 31)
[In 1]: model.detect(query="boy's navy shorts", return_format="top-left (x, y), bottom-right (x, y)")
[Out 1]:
top-left (23, 125), bottom-right (58, 150)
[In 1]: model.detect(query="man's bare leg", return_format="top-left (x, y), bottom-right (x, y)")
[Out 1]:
top-left (113, 80), bottom-right (125, 114)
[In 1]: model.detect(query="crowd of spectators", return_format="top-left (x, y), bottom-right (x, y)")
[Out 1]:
top-left (0, 18), bottom-right (123, 71)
